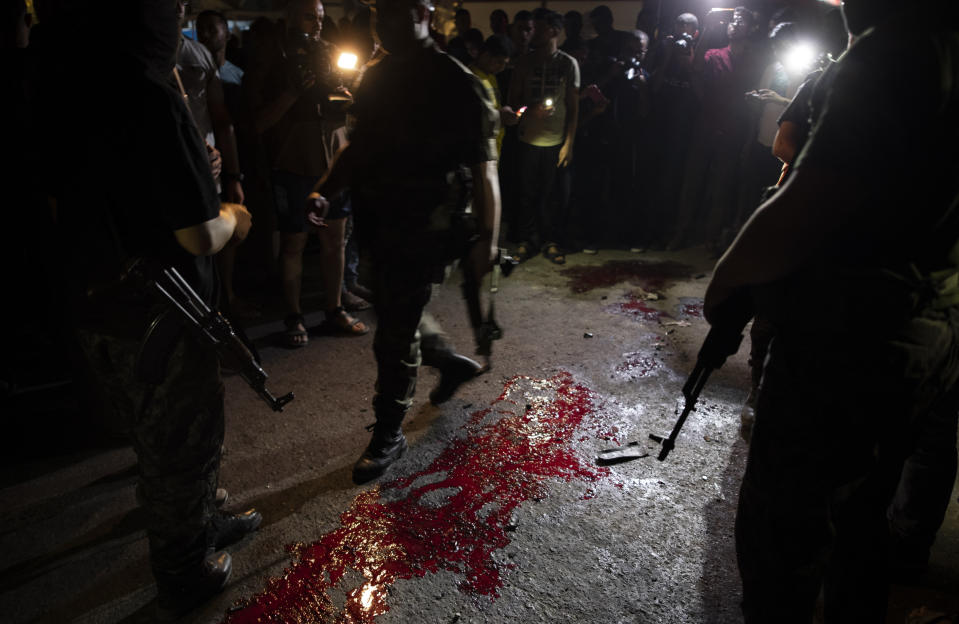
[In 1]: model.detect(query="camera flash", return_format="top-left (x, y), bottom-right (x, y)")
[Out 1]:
top-left (784, 43), bottom-right (815, 74)
top-left (337, 52), bottom-right (359, 71)
top-left (544, 98), bottom-right (554, 107)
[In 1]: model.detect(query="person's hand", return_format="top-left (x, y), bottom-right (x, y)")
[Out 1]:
top-left (500, 106), bottom-right (520, 127)
top-left (558, 140), bottom-right (573, 168)
top-left (755, 88), bottom-right (789, 106)
top-left (305, 191), bottom-right (330, 229)
top-left (223, 202), bottom-right (252, 241)
top-left (206, 143), bottom-right (222, 179)
top-left (224, 179), bottom-right (245, 205)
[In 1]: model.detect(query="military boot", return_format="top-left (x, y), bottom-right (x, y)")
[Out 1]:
top-left (212, 509), bottom-right (263, 549)
top-left (155, 550), bottom-right (232, 621)
top-left (425, 352), bottom-right (483, 405)
top-left (352, 417), bottom-right (408, 485)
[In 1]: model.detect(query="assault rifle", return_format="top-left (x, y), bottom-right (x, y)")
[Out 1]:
top-left (461, 248), bottom-right (518, 372)
top-left (649, 291), bottom-right (753, 460)
top-left (133, 260), bottom-right (294, 412)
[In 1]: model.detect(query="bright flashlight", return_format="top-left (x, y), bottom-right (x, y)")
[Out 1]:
top-left (544, 98), bottom-right (554, 108)
top-left (783, 42), bottom-right (816, 74)
top-left (337, 52), bottom-right (358, 71)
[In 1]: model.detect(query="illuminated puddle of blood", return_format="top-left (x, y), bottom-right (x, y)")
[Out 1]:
top-left (561, 259), bottom-right (692, 294)
top-left (224, 372), bottom-right (613, 624)
top-left (678, 297), bottom-right (704, 319)
top-left (610, 293), bottom-right (672, 323)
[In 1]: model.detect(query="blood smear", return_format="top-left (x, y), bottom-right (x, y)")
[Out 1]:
top-left (224, 372), bottom-right (613, 623)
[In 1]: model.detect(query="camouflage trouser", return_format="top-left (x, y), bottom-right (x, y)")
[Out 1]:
top-left (369, 258), bottom-right (455, 423)
top-left (736, 311), bottom-right (959, 623)
top-left (76, 329), bottom-right (223, 586)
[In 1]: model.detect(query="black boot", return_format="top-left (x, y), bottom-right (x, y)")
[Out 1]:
top-left (212, 509), bottom-right (263, 549)
top-left (352, 419), bottom-right (408, 485)
top-left (155, 550), bottom-right (232, 621)
top-left (429, 353), bottom-right (482, 405)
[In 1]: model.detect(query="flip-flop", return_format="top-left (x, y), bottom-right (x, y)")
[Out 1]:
top-left (544, 244), bottom-right (566, 265)
top-left (513, 242), bottom-right (533, 263)
top-left (283, 314), bottom-right (309, 348)
top-left (322, 307), bottom-right (370, 336)
top-left (341, 290), bottom-right (372, 312)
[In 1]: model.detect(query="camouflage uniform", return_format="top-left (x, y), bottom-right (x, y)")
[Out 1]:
top-left (46, 9), bottom-right (227, 598)
top-left (77, 330), bottom-right (224, 584)
top-left (737, 17), bottom-right (959, 622)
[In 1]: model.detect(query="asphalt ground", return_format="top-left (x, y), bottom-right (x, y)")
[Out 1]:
top-left (2, 247), bottom-right (957, 623)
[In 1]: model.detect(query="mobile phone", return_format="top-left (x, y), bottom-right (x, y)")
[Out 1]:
top-left (517, 106), bottom-right (528, 117)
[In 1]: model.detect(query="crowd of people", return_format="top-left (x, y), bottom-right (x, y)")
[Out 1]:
top-left (6, 0), bottom-right (959, 622)
top-left (169, 0), bottom-right (851, 310)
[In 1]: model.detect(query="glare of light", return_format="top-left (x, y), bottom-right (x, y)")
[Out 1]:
top-left (359, 584), bottom-right (376, 611)
top-left (337, 52), bottom-right (359, 71)
top-left (783, 42), bottom-right (816, 74)
top-left (544, 98), bottom-right (554, 107)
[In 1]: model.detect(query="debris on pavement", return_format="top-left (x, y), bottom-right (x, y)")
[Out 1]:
top-left (596, 441), bottom-right (650, 466)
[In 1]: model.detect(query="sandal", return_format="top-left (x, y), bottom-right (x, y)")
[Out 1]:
top-left (283, 314), bottom-right (309, 348)
top-left (322, 306), bottom-right (370, 336)
top-left (341, 289), bottom-right (372, 312)
top-left (513, 242), bottom-right (533, 263)
top-left (543, 244), bottom-right (566, 265)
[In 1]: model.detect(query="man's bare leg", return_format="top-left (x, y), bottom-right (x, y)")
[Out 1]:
top-left (280, 231), bottom-right (309, 345)
top-left (317, 218), bottom-right (367, 334)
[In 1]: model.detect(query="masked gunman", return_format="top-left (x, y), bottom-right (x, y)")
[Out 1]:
top-left (307, 0), bottom-right (501, 484)
top-left (40, 2), bottom-right (260, 618)
top-left (704, 0), bottom-right (959, 620)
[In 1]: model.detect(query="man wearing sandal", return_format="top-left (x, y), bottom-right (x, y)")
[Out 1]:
top-left (243, 0), bottom-right (369, 347)
top-left (306, 0), bottom-right (501, 484)
top-left (508, 8), bottom-right (579, 266)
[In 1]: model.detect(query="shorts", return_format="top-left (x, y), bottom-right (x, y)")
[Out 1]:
top-left (272, 170), bottom-right (351, 233)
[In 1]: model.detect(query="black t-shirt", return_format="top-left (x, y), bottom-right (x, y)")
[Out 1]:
top-left (56, 67), bottom-right (221, 334)
top-left (346, 41), bottom-right (497, 260)
top-left (776, 67), bottom-right (827, 164)
top-left (794, 19), bottom-right (959, 270)
top-left (349, 41), bottom-right (497, 207)
top-left (761, 17), bottom-right (959, 335)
